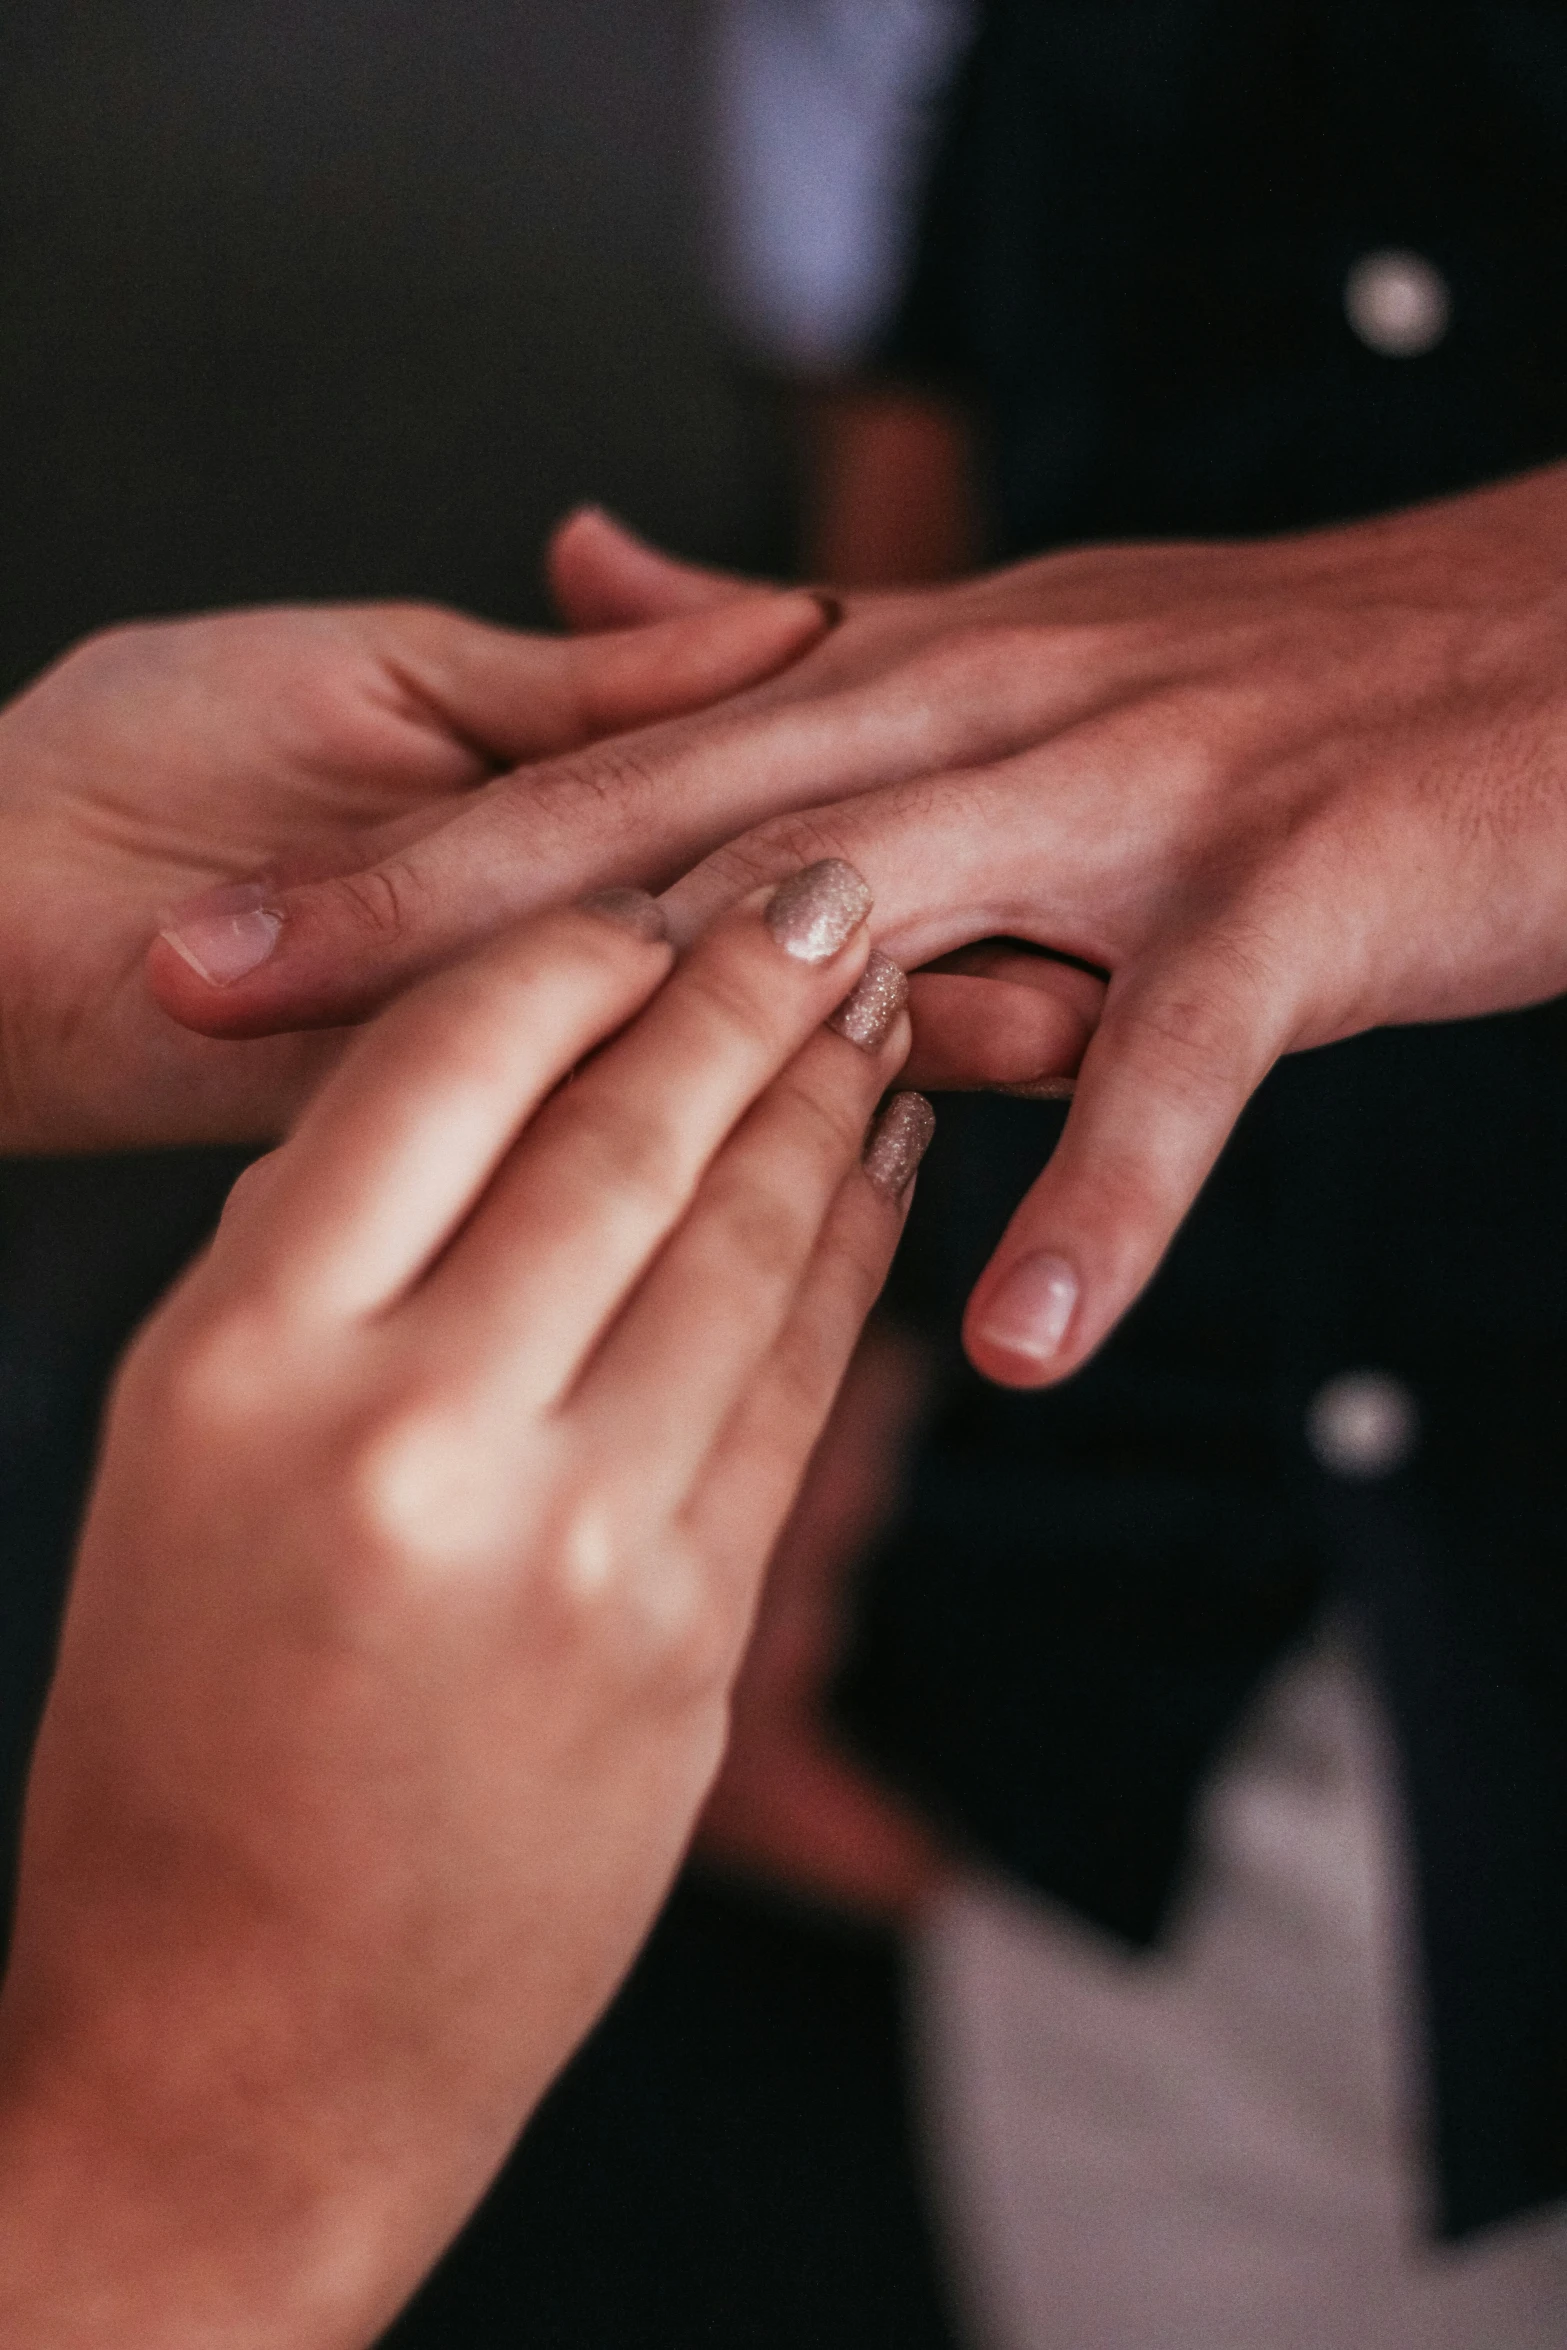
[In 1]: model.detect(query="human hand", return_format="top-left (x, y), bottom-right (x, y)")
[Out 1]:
top-left (156, 472), bottom-right (1567, 1386)
top-left (147, 551), bottom-right (1102, 1105)
top-left (0, 867), bottom-right (926, 2347)
top-left (696, 1319), bottom-right (952, 1924)
top-left (0, 589), bottom-right (830, 1150)
top-left (561, 484), bottom-right (1567, 1387)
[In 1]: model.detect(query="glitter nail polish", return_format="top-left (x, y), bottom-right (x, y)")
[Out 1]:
top-left (828, 952), bottom-right (908, 1052)
top-left (863, 1092), bottom-right (936, 1199)
top-left (764, 859), bottom-right (873, 963)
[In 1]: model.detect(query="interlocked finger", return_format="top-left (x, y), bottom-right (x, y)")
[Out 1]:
top-left (409, 865), bottom-right (880, 1408)
top-left (209, 900), bottom-right (672, 1321)
top-left (569, 1015), bottom-right (917, 1512)
top-left (676, 1098), bottom-right (931, 1607)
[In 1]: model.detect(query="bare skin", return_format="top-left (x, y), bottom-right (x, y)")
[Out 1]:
top-left (150, 469), bottom-right (1567, 1385)
top-left (0, 875), bottom-right (923, 2347)
top-left (0, 589), bottom-right (834, 1150)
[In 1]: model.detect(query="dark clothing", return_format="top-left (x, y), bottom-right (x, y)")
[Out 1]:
top-left (885, 0), bottom-right (1567, 550)
top-left (838, 0), bottom-right (1567, 2241)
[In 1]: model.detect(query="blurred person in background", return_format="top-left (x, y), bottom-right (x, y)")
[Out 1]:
top-left (689, 4), bottom-right (1567, 2346)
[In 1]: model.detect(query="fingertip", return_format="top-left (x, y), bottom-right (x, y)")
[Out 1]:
top-left (696, 585), bottom-right (837, 663)
top-left (147, 916), bottom-right (291, 1040)
top-left (862, 1091), bottom-right (935, 1203)
top-left (547, 507), bottom-right (741, 627)
top-left (828, 952), bottom-right (908, 1053)
top-left (963, 1248), bottom-right (1084, 1389)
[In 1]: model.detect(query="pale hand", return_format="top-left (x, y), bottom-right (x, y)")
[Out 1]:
top-left (0, 873), bottom-right (923, 2347)
top-left (0, 590), bottom-right (830, 1150)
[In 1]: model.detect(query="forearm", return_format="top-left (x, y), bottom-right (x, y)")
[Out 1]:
top-left (798, 383), bottom-right (982, 586)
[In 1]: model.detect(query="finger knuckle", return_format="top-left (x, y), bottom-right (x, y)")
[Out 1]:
top-left (907, 620), bottom-right (1043, 690)
top-left (334, 1395), bottom-right (490, 1588)
top-left (549, 1087), bottom-right (689, 1220)
top-left (717, 809), bottom-right (863, 897)
top-left (1120, 964), bottom-right (1266, 1104)
top-left (699, 1167), bottom-right (817, 1291)
top-left (506, 741), bottom-right (665, 842)
top-left (770, 1057), bottom-right (872, 1167)
top-left (533, 1504), bottom-right (732, 1706)
top-left (129, 1301), bottom-right (295, 1450)
top-left (59, 618), bottom-right (159, 676)
top-left (323, 857), bottom-right (429, 949)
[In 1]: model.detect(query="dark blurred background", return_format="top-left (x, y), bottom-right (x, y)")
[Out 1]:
top-left (0, 7), bottom-right (958, 2344)
top-left (0, 0), bottom-right (793, 682)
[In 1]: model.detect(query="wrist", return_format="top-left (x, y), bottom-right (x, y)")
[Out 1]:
top-left (0, 2015), bottom-right (405, 2350)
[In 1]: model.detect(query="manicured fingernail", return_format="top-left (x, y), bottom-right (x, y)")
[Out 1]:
top-left (579, 887), bottom-right (669, 943)
top-left (998, 1075), bottom-right (1078, 1101)
top-left (863, 1092), bottom-right (935, 1198)
top-left (980, 1252), bottom-right (1079, 1367)
top-left (764, 859), bottom-right (873, 963)
top-left (812, 592), bottom-right (845, 629)
top-left (828, 951), bottom-right (908, 1052)
top-left (159, 882), bottom-right (282, 986)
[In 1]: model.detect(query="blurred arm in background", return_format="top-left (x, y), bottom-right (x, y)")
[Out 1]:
top-left (714, 0), bottom-right (982, 590)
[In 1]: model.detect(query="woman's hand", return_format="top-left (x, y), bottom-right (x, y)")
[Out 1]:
top-left (0, 864), bottom-right (926, 2348)
top-left (156, 473), bottom-right (1567, 1381)
top-left (0, 590), bottom-right (831, 1150)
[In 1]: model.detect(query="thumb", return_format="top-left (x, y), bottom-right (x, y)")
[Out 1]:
top-left (547, 506), bottom-right (766, 629)
top-left (391, 589), bottom-right (836, 765)
top-left (962, 940), bottom-right (1286, 1386)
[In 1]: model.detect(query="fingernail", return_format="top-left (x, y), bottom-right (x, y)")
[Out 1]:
top-left (579, 887), bottom-right (669, 943)
top-left (811, 592), bottom-right (845, 629)
top-left (828, 951), bottom-right (908, 1052)
top-left (764, 859), bottom-right (873, 963)
top-left (863, 1092), bottom-right (936, 1199)
top-left (159, 881), bottom-right (283, 986)
top-left (980, 1252), bottom-right (1079, 1367)
top-left (997, 1075), bottom-right (1078, 1101)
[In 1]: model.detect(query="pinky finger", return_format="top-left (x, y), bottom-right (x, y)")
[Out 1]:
top-left (679, 1095), bottom-right (933, 1601)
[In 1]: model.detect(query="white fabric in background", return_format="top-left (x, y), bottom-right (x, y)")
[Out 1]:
top-left (712, 0), bottom-right (975, 371)
top-left (915, 1636), bottom-right (1567, 2350)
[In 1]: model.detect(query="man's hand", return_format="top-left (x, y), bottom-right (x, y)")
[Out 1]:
top-left (154, 474), bottom-right (1567, 1381)
top-left (0, 589), bottom-right (832, 1149)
